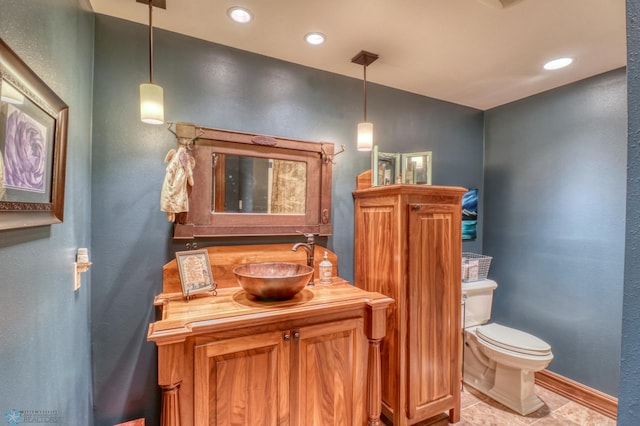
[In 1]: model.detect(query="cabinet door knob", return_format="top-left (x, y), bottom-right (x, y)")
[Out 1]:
top-left (411, 204), bottom-right (421, 211)
top-left (284, 333), bottom-right (291, 341)
top-left (293, 331), bottom-right (300, 340)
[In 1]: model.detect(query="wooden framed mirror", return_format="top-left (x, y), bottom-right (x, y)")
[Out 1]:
top-left (172, 122), bottom-right (333, 239)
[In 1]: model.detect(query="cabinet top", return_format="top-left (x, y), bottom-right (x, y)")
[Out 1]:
top-left (147, 281), bottom-right (393, 345)
top-left (353, 183), bottom-right (468, 199)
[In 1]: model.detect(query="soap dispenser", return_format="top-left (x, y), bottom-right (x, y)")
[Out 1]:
top-left (319, 251), bottom-right (333, 285)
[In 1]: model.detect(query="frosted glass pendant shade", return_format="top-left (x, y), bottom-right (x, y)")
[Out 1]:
top-left (357, 122), bottom-right (373, 151)
top-left (140, 83), bottom-right (164, 125)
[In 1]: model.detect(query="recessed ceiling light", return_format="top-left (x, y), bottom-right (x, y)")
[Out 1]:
top-left (227, 6), bottom-right (253, 24)
top-left (543, 57), bottom-right (573, 70)
top-left (304, 32), bottom-right (326, 46)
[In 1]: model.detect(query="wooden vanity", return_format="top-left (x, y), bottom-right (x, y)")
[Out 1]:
top-left (148, 245), bottom-right (393, 426)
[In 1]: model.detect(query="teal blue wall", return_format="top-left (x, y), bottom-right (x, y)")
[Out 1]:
top-left (0, 0), bottom-right (94, 424)
top-left (484, 69), bottom-right (627, 396)
top-left (619, 0), bottom-right (640, 422)
top-left (90, 15), bottom-right (484, 425)
top-left (4, 2), bottom-right (640, 424)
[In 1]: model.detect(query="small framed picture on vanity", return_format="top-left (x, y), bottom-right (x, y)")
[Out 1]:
top-left (175, 249), bottom-right (216, 298)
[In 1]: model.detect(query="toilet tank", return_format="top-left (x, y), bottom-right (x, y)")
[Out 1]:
top-left (462, 279), bottom-right (498, 327)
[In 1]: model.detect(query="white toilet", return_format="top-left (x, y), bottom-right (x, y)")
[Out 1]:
top-left (462, 279), bottom-right (554, 415)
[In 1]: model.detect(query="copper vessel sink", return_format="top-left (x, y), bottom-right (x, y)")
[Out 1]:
top-left (233, 262), bottom-right (314, 300)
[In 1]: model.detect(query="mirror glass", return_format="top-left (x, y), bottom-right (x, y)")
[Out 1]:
top-left (372, 145), bottom-right (433, 186)
top-left (402, 151), bottom-right (432, 185)
top-left (213, 154), bottom-right (307, 214)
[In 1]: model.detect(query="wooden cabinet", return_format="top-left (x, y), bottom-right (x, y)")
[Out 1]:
top-left (191, 318), bottom-right (365, 426)
top-left (353, 183), bottom-right (466, 425)
top-left (148, 245), bottom-right (392, 426)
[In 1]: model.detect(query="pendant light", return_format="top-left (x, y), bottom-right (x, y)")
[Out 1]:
top-left (138, 0), bottom-right (165, 124)
top-left (351, 50), bottom-right (379, 151)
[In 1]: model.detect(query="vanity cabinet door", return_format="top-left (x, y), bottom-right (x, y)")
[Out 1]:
top-left (292, 319), bottom-right (366, 426)
top-left (193, 320), bottom-right (367, 426)
top-left (194, 330), bottom-right (291, 426)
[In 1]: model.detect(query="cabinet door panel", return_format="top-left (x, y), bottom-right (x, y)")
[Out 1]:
top-left (294, 319), bottom-right (365, 426)
top-left (194, 331), bottom-right (290, 426)
top-left (407, 204), bottom-right (459, 419)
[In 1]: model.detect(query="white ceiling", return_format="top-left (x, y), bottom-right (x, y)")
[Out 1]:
top-left (89, 0), bottom-right (626, 110)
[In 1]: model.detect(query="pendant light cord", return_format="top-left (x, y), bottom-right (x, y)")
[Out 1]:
top-left (363, 65), bottom-right (367, 122)
top-left (148, 0), bottom-right (154, 84)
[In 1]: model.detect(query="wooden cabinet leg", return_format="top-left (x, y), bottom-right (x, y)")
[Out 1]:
top-left (367, 338), bottom-right (382, 426)
top-left (448, 406), bottom-right (460, 423)
top-left (366, 299), bottom-right (389, 426)
top-left (160, 382), bottom-right (181, 426)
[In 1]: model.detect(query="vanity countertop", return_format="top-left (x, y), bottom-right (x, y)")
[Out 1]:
top-left (148, 279), bottom-right (393, 345)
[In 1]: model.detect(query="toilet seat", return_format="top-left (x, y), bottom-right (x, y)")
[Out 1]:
top-left (476, 323), bottom-right (551, 357)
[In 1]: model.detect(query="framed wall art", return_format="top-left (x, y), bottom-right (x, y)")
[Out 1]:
top-left (175, 249), bottom-right (216, 297)
top-left (0, 37), bottom-right (69, 230)
top-left (462, 188), bottom-right (478, 240)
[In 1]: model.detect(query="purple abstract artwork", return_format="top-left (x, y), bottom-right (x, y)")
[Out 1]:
top-left (3, 104), bottom-right (47, 193)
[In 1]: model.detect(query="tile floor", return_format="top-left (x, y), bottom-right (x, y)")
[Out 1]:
top-left (448, 384), bottom-right (616, 426)
top-left (382, 383), bottom-right (616, 426)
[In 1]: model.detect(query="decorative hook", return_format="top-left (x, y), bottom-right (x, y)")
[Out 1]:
top-left (322, 144), bottom-right (346, 164)
top-left (167, 121), bottom-right (204, 149)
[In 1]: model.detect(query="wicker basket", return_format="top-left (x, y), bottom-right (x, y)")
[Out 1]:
top-left (462, 252), bottom-right (492, 282)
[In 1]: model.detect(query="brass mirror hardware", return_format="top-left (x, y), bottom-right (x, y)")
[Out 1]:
top-left (322, 209), bottom-right (330, 224)
top-left (167, 121), bottom-right (204, 148)
top-left (321, 144), bottom-right (346, 164)
top-left (251, 135), bottom-right (278, 146)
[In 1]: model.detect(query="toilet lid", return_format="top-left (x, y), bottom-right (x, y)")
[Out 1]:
top-left (476, 323), bottom-right (551, 356)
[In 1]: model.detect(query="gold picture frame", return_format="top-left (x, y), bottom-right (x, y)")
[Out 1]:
top-left (0, 37), bottom-right (69, 230)
top-left (175, 249), bottom-right (216, 298)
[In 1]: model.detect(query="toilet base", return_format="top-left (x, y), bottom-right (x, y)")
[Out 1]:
top-left (463, 332), bottom-right (550, 416)
top-left (487, 364), bottom-right (544, 415)
top-left (463, 363), bottom-right (545, 415)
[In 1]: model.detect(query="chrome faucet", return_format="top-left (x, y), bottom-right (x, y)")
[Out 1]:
top-left (292, 232), bottom-right (316, 268)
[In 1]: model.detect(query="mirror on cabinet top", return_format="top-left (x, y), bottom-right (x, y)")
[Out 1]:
top-left (172, 122), bottom-right (333, 239)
